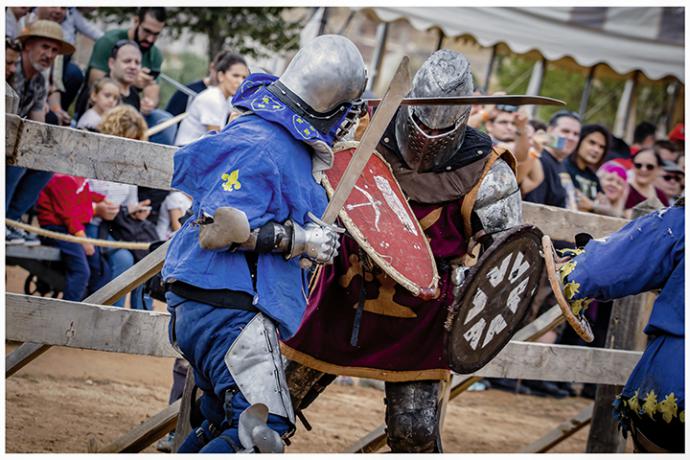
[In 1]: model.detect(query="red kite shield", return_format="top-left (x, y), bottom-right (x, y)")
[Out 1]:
top-left (323, 141), bottom-right (439, 299)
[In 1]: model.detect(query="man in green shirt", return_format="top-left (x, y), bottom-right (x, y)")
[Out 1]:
top-left (84, 7), bottom-right (176, 145)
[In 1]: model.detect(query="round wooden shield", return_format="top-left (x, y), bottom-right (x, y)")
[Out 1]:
top-left (323, 141), bottom-right (439, 298)
top-left (445, 225), bottom-right (544, 374)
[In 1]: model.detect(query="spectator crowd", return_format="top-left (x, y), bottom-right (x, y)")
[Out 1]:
top-left (468, 97), bottom-right (684, 399)
top-left (4, 7), bottom-right (251, 308)
top-left (4, 4), bottom-right (685, 424)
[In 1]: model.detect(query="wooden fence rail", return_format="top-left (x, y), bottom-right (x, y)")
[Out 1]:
top-left (5, 240), bottom-right (170, 377)
top-left (5, 113), bottom-right (627, 242)
top-left (6, 294), bottom-right (177, 358)
top-left (6, 292), bottom-right (640, 385)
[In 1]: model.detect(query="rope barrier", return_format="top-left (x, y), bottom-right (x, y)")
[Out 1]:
top-left (6, 219), bottom-right (152, 250)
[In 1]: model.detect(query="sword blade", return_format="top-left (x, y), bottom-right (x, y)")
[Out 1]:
top-left (321, 57), bottom-right (412, 225)
top-left (366, 95), bottom-right (565, 107)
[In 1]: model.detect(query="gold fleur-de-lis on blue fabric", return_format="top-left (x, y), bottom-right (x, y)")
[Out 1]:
top-left (642, 390), bottom-right (658, 419)
top-left (222, 169), bottom-right (241, 192)
top-left (251, 94), bottom-right (284, 112)
top-left (293, 115), bottom-right (317, 139)
top-left (658, 393), bottom-right (678, 423)
top-left (559, 260), bottom-right (577, 284)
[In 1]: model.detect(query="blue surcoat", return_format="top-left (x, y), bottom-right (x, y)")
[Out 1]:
top-left (560, 205), bottom-right (684, 426)
top-left (162, 81), bottom-right (330, 338)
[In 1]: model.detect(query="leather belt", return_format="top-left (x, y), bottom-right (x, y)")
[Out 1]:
top-left (167, 281), bottom-right (258, 312)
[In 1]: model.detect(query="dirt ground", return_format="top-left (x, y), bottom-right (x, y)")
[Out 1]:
top-left (5, 265), bottom-right (629, 453)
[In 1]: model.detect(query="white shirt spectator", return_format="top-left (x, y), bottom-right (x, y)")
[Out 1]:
top-left (156, 192), bottom-right (192, 240)
top-left (174, 86), bottom-right (232, 146)
top-left (76, 108), bottom-right (102, 130)
top-left (6, 8), bottom-right (20, 39)
top-left (61, 7), bottom-right (103, 45)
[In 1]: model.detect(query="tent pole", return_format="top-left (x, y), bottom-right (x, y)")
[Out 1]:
top-left (623, 71), bottom-right (640, 141)
top-left (367, 21), bottom-right (390, 93)
top-left (317, 7), bottom-right (330, 36)
top-left (435, 28), bottom-right (445, 51)
top-left (664, 79), bottom-right (680, 132)
top-left (483, 44), bottom-right (498, 93)
top-left (578, 65), bottom-right (597, 120)
top-left (525, 58), bottom-right (546, 119)
top-left (613, 71), bottom-right (639, 142)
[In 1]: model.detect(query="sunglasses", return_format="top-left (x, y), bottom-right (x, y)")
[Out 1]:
top-left (496, 104), bottom-right (518, 113)
top-left (633, 162), bottom-right (657, 171)
top-left (662, 174), bottom-right (683, 182)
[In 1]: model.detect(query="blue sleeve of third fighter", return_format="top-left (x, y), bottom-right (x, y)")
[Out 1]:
top-left (560, 206), bottom-right (684, 306)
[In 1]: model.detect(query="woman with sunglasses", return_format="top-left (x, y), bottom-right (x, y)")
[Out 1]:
top-left (625, 148), bottom-right (670, 215)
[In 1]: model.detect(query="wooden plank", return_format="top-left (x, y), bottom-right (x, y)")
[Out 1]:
top-left (5, 294), bottom-right (178, 357)
top-left (6, 244), bottom-right (62, 261)
top-left (173, 369), bottom-right (197, 453)
top-left (6, 114), bottom-right (176, 190)
top-left (5, 343), bottom-right (51, 378)
top-left (7, 292), bottom-right (638, 382)
top-left (98, 399), bottom-right (181, 453)
top-left (465, 342), bottom-right (640, 385)
top-left (5, 113), bottom-right (21, 156)
top-left (6, 81), bottom-right (19, 114)
top-left (522, 202), bottom-right (627, 242)
top-left (346, 424), bottom-right (387, 453)
top-left (81, 239), bottom-right (169, 306)
top-left (586, 294), bottom-right (642, 453)
top-left (4, 116), bottom-right (630, 242)
top-left (5, 240), bottom-right (170, 376)
top-left (520, 403), bottom-right (594, 453)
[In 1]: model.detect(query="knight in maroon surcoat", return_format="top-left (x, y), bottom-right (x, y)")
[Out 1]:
top-left (282, 49), bottom-right (522, 452)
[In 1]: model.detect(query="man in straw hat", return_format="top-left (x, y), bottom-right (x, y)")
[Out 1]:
top-left (6, 19), bottom-right (74, 246)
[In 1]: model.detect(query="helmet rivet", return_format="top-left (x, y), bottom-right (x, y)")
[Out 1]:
top-left (446, 166), bottom-right (452, 171)
top-left (384, 137), bottom-right (389, 143)
top-left (478, 150), bottom-right (483, 154)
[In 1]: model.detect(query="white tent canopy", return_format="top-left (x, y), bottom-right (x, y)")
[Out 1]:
top-left (360, 7), bottom-right (684, 82)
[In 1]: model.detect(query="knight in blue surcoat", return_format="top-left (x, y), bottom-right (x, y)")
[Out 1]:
top-left (555, 200), bottom-right (684, 453)
top-left (161, 35), bottom-right (367, 453)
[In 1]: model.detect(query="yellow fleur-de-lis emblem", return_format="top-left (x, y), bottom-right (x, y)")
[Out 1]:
top-left (262, 96), bottom-right (270, 103)
top-left (658, 393), bottom-right (678, 423)
top-left (563, 281), bottom-right (580, 300)
top-left (221, 169), bottom-right (241, 192)
top-left (559, 260), bottom-right (577, 284)
top-left (642, 390), bottom-right (658, 419)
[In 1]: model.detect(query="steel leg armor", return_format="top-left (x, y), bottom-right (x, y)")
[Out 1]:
top-left (384, 380), bottom-right (443, 453)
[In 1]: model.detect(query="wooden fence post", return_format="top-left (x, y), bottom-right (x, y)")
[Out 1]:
top-left (585, 295), bottom-right (642, 452)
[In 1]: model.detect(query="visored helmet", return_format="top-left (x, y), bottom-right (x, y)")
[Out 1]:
top-left (395, 49), bottom-right (473, 172)
top-left (270, 35), bottom-right (368, 141)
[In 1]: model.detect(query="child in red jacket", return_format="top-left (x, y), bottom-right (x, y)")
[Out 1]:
top-left (36, 174), bottom-right (107, 301)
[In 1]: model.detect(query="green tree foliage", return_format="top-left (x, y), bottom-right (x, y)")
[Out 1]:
top-left (159, 52), bottom-right (209, 110)
top-left (94, 7), bottom-right (303, 62)
top-left (494, 52), bottom-right (671, 131)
